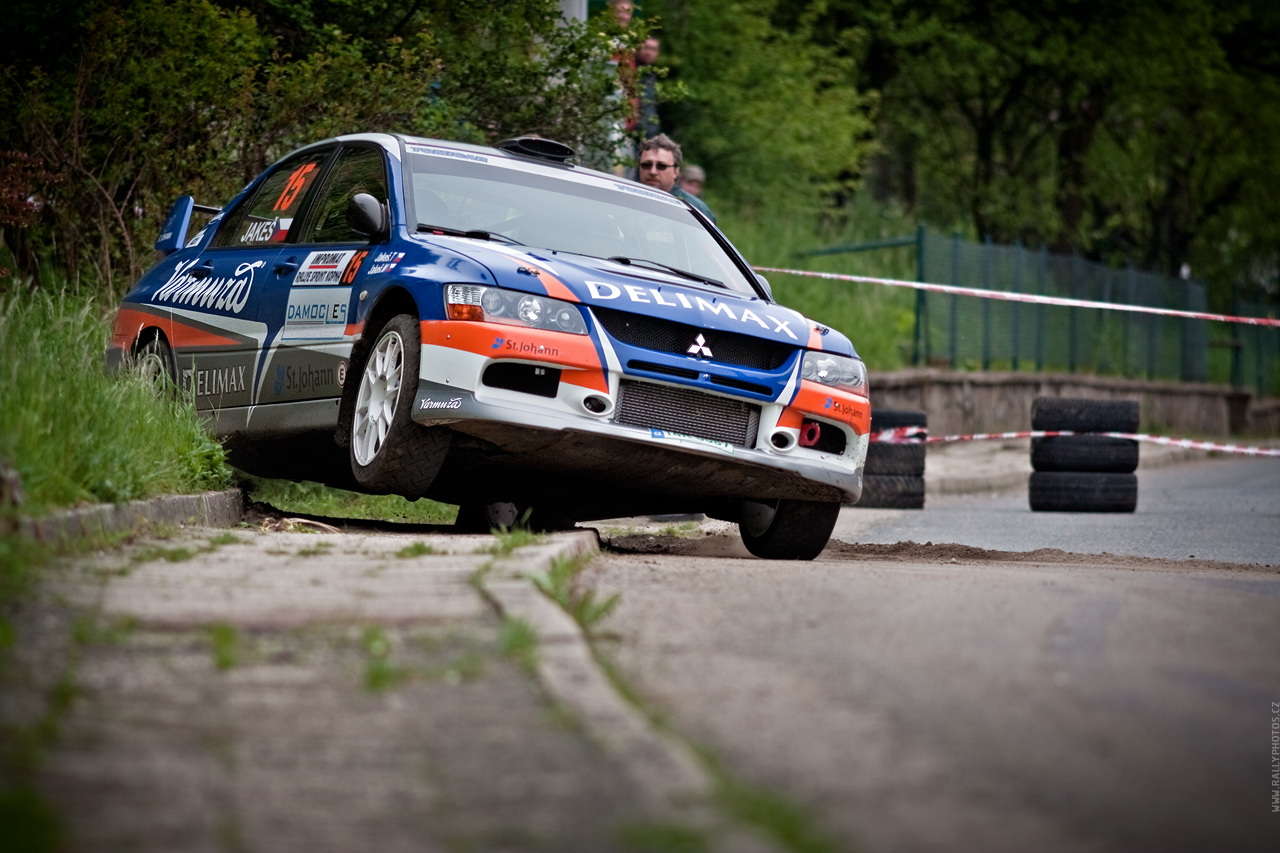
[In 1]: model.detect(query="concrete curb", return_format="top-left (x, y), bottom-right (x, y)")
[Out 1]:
top-left (483, 532), bottom-right (773, 849)
top-left (482, 531), bottom-right (713, 813)
top-left (11, 488), bottom-right (243, 545)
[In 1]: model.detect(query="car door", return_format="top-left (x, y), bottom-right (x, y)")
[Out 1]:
top-left (255, 144), bottom-right (390, 413)
top-left (171, 147), bottom-right (332, 420)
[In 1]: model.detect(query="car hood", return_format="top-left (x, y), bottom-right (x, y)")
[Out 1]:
top-left (418, 236), bottom-right (857, 357)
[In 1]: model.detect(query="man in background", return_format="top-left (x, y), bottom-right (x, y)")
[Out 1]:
top-left (635, 37), bottom-right (661, 139)
top-left (637, 134), bottom-right (716, 225)
top-left (679, 164), bottom-right (706, 197)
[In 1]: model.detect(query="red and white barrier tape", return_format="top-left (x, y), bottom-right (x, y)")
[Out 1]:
top-left (754, 266), bottom-right (1280, 328)
top-left (869, 426), bottom-right (1280, 457)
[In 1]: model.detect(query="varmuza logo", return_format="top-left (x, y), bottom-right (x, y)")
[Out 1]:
top-left (151, 258), bottom-right (263, 315)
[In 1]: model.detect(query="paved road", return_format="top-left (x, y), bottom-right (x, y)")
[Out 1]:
top-left (836, 457), bottom-right (1280, 565)
top-left (585, 456), bottom-right (1280, 853)
top-left (586, 546), bottom-right (1280, 853)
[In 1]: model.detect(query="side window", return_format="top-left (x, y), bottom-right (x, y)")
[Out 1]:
top-left (300, 147), bottom-right (390, 244)
top-left (212, 151), bottom-right (328, 248)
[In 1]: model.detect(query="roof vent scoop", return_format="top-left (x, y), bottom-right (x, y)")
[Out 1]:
top-left (496, 136), bottom-right (576, 164)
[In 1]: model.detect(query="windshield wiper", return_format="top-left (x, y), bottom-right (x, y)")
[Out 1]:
top-left (416, 224), bottom-right (524, 245)
top-left (606, 256), bottom-right (725, 288)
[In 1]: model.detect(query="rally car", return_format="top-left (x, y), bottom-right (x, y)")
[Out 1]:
top-left (107, 133), bottom-right (870, 559)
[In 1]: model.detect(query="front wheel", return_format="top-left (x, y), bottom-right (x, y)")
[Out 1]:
top-left (349, 314), bottom-right (450, 497)
top-left (738, 498), bottom-right (841, 560)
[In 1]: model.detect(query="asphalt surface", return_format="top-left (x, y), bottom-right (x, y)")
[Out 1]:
top-left (587, 541), bottom-right (1280, 852)
top-left (836, 456), bottom-right (1280, 565)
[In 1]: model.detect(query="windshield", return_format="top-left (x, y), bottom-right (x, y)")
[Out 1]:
top-left (406, 150), bottom-right (757, 295)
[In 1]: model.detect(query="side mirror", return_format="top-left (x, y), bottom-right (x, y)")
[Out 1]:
top-left (155, 196), bottom-right (194, 256)
top-left (755, 272), bottom-right (773, 301)
top-left (347, 193), bottom-right (388, 240)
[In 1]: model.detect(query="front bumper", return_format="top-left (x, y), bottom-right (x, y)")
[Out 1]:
top-left (411, 320), bottom-right (870, 503)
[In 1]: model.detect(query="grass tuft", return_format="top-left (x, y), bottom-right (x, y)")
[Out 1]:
top-left (498, 617), bottom-right (538, 672)
top-left (295, 542), bottom-right (332, 557)
top-left (534, 554), bottom-right (619, 634)
top-left (361, 627), bottom-right (408, 692)
top-left (208, 623), bottom-right (240, 671)
top-left (618, 822), bottom-right (709, 853)
top-left (396, 541), bottom-right (435, 558)
top-left (486, 523), bottom-right (544, 557)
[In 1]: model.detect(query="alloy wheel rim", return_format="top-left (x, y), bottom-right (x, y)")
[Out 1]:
top-left (353, 330), bottom-right (404, 466)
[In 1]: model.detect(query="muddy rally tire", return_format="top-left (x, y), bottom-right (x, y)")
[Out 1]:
top-left (1028, 471), bottom-right (1138, 513)
top-left (738, 498), bottom-right (841, 561)
top-left (349, 314), bottom-right (450, 497)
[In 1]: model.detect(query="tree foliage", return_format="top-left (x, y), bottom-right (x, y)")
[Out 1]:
top-left (645, 0), bottom-right (877, 211)
top-left (804, 0), bottom-right (1280, 303)
top-left (655, 0), bottom-right (1279, 304)
top-left (0, 0), bottom-right (639, 292)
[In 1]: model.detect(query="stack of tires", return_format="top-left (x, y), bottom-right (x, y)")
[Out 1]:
top-left (1029, 397), bottom-right (1139, 512)
top-left (858, 409), bottom-right (927, 509)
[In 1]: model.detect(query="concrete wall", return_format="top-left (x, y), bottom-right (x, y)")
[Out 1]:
top-left (868, 369), bottom-right (1276, 437)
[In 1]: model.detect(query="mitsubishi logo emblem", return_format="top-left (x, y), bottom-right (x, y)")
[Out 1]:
top-left (687, 333), bottom-right (713, 358)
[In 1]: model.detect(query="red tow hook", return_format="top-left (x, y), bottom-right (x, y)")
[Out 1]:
top-left (799, 419), bottom-right (822, 448)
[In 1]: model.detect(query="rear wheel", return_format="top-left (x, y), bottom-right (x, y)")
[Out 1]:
top-left (350, 314), bottom-right (450, 497)
top-left (135, 335), bottom-right (176, 390)
top-left (738, 498), bottom-right (840, 561)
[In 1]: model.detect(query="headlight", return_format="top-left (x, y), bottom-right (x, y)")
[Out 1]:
top-left (444, 284), bottom-right (588, 335)
top-left (801, 351), bottom-right (867, 394)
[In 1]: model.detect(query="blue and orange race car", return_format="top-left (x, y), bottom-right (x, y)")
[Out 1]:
top-left (107, 133), bottom-right (870, 559)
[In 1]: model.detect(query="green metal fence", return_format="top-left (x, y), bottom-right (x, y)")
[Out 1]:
top-left (807, 228), bottom-right (1279, 395)
top-left (912, 230), bottom-right (1220, 383)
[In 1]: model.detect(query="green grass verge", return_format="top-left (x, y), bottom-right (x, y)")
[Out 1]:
top-left (719, 196), bottom-right (922, 373)
top-left (243, 476), bottom-right (459, 525)
top-left (0, 290), bottom-right (231, 517)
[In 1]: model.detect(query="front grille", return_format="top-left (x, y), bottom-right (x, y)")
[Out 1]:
top-left (616, 380), bottom-right (760, 448)
top-left (593, 306), bottom-right (793, 370)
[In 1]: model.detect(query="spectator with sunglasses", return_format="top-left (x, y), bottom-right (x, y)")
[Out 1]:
top-left (637, 134), bottom-right (716, 224)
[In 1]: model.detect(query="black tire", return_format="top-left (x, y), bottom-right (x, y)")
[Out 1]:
top-left (1031, 436), bottom-right (1139, 473)
top-left (739, 498), bottom-right (840, 560)
top-left (1031, 397), bottom-right (1139, 433)
top-left (870, 409), bottom-right (928, 430)
top-left (135, 335), bottom-right (177, 390)
top-left (864, 442), bottom-right (926, 476)
top-left (857, 474), bottom-right (925, 509)
top-left (349, 314), bottom-right (451, 497)
top-left (1029, 472), bottom-right (1137, 513)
